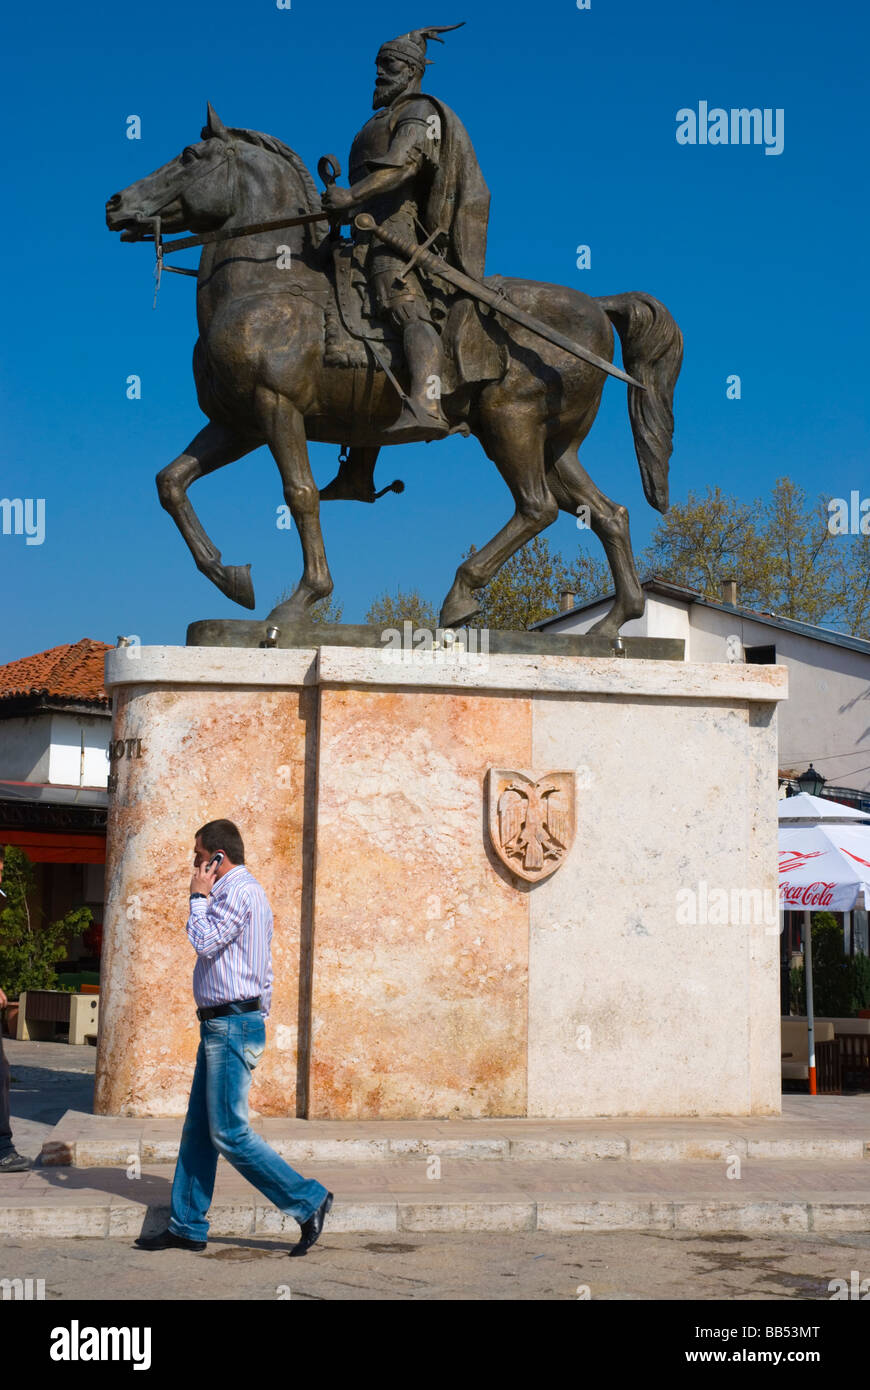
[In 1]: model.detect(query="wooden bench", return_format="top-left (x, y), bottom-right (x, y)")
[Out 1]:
top-left (781, 1019), bottom-right (841, 1093)
top-left (785, 1017), bottom-right (870, 1091)
top-left (836, 1030), bottom-right (870, 1090)
top-left (16, 989), bottom-right (100, 1046)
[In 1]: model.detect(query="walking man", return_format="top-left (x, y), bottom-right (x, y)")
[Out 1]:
top-left (136, 819), bottom-right (332, 1255)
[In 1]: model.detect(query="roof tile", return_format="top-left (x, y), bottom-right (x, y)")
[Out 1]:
top-left (0, 639), bottom-right (112, 706)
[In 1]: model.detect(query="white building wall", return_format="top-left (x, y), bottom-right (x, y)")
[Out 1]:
top-left (687, 607), bottom-right (870, 792)
top-left (544, 594), bottom-right (870, 794)
top-left (47, 713), bottom-right (110, 788)
top-left (543, 595), bottom-right (694, 653)
top-left (0, 716), bottom-right (52, 781)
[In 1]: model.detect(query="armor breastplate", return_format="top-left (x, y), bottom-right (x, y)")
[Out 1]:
top-left (348, 109), bottom-right (394, 184)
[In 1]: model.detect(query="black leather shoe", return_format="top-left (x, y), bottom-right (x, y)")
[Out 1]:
top-left (288, 1191), bottom-right (333, 1257)
top-left (135, 1229), bottom-right (206, 1252)
top-left (0, 1150), bottom-right (31, 1172)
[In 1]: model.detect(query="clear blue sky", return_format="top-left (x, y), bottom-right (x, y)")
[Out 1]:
top-left (1, 0), bottom-right (867, 661)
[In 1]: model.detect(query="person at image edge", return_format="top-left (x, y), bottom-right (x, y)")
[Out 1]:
top-left (0, 847), bottom-right (32, 1173)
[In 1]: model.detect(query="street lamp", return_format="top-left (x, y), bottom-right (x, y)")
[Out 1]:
top-left (797, 764), bottom-right (826, 797)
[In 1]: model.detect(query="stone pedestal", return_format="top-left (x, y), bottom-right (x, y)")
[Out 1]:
top-left (96, 645), bottom-right (786, 1118)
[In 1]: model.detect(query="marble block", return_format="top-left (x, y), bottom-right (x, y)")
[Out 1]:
top-left (98, 645), bottom-right (787, 1118)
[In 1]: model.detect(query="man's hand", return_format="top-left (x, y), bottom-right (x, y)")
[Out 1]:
top-left (0, 987), bottom-right (7, 1009)
top-left (189, 860), bottom-right (219, 898)
top-left (321, 185), bottom-right (356, 216)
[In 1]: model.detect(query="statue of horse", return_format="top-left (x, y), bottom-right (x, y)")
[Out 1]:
top-left (105, 104), bottom-right (682, 636)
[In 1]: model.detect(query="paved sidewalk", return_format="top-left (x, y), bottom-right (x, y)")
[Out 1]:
top-left (3, 1037), bottom-right (869, 1238)
top-left (1, 1155), bottom-right (869, 1238)
top-left (38, 1097), bottom-right (870, 1167)
top-left (3, 1037), bottom-right (94, 1160)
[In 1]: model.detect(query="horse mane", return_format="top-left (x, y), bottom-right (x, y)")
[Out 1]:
top-left (227, 127), bottom-right (321, 214)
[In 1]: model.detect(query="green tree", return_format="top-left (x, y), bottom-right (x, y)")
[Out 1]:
top-left (787, 911), bottom-right (870, 1017)
top-left (366, 589), bottom-right (439, 630)
top-left (564, 547), bottom-right (612, 604)
top-left (466, 535), bottom-right (571, 630)
top-left (827, 530), bottom-right (870, 639)
top-left (308, 595), bottom-right (344, 623)
top-left (760, 479), bottom-right (835, 626)
top-left (0, 846), bottom-right (91, 1000)
top-left (639, 477), bottom-right (870, 637)
top-left (638, 484), bottom-right (772, 606)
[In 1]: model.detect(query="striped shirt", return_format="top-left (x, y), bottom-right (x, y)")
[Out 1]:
top-left (187, 865), bottom-right (273, 1019)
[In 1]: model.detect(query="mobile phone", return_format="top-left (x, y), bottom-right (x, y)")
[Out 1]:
top-left (206, 852), bottom-right (224, 871)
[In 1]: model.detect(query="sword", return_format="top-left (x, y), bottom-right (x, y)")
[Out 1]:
top-left (353, 212), bottom-right (646, 390)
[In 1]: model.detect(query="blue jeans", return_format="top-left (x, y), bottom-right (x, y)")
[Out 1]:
top-left (168, 1010), bottom-right (328, 1242)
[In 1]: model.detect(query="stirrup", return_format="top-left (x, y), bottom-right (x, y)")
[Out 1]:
top-left (384, 400), bottom-right (451, 443)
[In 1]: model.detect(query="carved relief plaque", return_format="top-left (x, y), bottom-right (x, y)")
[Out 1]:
top-left (486, 768), bottom-right (576, 883)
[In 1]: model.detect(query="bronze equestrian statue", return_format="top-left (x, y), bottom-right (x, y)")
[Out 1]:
top-left (105, 23), bottom-right (683, 636)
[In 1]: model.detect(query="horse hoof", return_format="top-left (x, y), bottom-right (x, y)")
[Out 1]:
top-left (440, 595), bottom-right (480, 629)
top-left (587, 612), bottom-right (621, 637)
top-left (226, 565), bottom-right (255, 610)
top-left (265, 592), bottom-right (329, 625)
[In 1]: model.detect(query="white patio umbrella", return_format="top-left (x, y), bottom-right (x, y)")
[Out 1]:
top-left (778, 792), bottom-right (870, 1093)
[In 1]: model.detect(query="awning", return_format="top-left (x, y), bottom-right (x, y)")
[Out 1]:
top-left (0, 779), bottom-right (107, 808)
top-left (779, 794), bottom-right (870, 912)
top-left (0, 829), bottom-right (106, 863)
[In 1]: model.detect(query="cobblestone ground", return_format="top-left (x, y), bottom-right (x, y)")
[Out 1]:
top-left (2, 1229), bottom-right (870, 1301)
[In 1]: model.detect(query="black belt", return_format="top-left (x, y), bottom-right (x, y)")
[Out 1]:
top-left (196, 996), bottom-right (261, 1021)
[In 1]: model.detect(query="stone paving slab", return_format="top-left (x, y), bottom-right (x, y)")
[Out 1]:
top-left (1, 1158), bottom-right (868, 1237)
top-left (37, 1096), bottom-right (870, 1167)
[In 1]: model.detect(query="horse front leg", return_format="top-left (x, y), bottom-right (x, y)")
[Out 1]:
top-left (255, 388), bottom-right (333, 624)
top-left (156, 421), bottom-right (258, 608)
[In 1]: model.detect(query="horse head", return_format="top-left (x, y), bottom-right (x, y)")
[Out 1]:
top-left (105, 103), bottom-right (320, 247)
top-left (105, 104), bottom-right (245, 240)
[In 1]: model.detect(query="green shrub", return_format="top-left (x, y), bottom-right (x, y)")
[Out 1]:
top-left (788, 911), bottom-right (870, 1016)
top-left (0, 846), bottom-right (92, 1000)
top-left (847, 952), bottom-right (870, 1014)
top-left (789, 965), bottom-right (806, 1016)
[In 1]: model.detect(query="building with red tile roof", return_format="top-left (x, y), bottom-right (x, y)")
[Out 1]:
top-left (0, 641), bottom-right (112, 988)
top-left (0, 639), bottom-right (111, 710)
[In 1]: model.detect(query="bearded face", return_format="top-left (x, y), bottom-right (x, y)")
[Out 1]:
top-left (372, 53), bottom-right (418, 109)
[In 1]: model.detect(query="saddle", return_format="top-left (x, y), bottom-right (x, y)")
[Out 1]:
top-left (323, 240), bottom-right (506, 396)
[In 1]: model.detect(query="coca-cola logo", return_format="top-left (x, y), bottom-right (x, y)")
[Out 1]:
top-left (780, 881), bottom-right (836, 907)
top-left (778, 850), bottom-right (825, 874)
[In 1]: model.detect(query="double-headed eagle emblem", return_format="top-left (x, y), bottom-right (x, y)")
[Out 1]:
top-left (486, 769), bottom-right (576, 883)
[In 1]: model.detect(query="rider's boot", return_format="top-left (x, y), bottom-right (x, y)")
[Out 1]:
top-left (384, 320), bottom-right (452, 443)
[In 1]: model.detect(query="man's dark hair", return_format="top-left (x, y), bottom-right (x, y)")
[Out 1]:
top-left (196, 819), bottom-right (245, 864)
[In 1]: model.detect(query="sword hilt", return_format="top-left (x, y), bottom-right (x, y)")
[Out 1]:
top-left (354, 213), bottom-right (417, 261)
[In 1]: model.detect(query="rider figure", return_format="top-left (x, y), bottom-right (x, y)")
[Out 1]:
top-left (321, 23), bottom-right (490, 442)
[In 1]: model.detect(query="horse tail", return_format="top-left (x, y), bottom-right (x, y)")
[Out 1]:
top-left (596, 292), bottom-right (683, 513)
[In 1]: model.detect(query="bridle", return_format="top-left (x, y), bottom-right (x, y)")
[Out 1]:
top-left (123, 143), bottom-right (339, 308)
top-left (127, 146), bottom-right (235, 306)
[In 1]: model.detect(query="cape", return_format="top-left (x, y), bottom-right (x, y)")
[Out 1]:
top-left (389, 92), bottom-right (490, 280)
